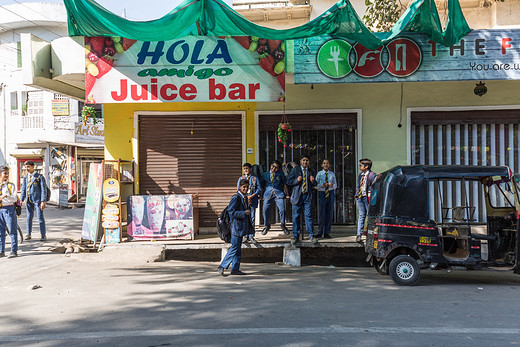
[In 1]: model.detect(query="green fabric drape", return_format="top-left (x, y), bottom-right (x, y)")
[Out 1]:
top-left (63, 0), bottom-right (471, 49)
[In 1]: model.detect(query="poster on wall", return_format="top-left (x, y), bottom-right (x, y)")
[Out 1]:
top-left (127, 195), bottom-right (194, 240)
top-left (294, 30), bottom-right (520, 84)
top-left (81, 163), bottom-right (103, 242)
top-left (84, 36), bottom-right (285, 103)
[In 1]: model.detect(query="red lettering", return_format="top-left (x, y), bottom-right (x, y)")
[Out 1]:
top-left (130, 84), bottom-right (148, 100)
top-left (180, 84), bottom-right (197, 100)
top-left (248, 83), bottom-right (260, 100)
top-left (428, 40), bottom-right (437, 57)
top-left (160, 84), bottom-right (177, 100)
top-left (150, 78), bottom-right (158, 100)
top-left (111, 79), bottom-right (128, 101)
top-left (228, 83), bottom-right (246, 100)
top-left (209, 78), bottom-right (226, 100)
top-left (502, 38), bottom-right (512, 54)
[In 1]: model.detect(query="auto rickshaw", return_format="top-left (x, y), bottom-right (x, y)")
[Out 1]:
top-left (364, 165), bottom-right (520, 285)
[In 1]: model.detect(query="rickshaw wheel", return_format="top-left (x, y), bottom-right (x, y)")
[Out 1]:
top-left (373, 258), bottom-right (388, 275)
top-left (389, 255), bottom-right (420, 286)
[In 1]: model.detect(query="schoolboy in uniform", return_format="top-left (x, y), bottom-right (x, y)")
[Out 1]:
top-left (261, 160), bottom-right (290, 235)
top-left (355, 158), bottom-right (377, 242)
top-left (217, 179), bottom-right (254, 276)
top-left (287, 154), bottom-right (317, 245)
top-left (237, 163), bottom-right (261, 244)
top-left (316, 159), bottom-right (337, 238)
top-left (20, 160), bottom-right (48, 241)
top-left (0, 166), bottom-right (19, 258)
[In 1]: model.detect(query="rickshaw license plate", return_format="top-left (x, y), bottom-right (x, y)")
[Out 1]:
top-left (373, 240), bottom-right (378, 248)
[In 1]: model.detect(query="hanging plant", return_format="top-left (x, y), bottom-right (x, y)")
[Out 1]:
top-left (81, 105), bottom-right (97, 125)
top-left (277, 101), bottom-right (291, 148)
top-left (277, 122), bottom-right (291, 147)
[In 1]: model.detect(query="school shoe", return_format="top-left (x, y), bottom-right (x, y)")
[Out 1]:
top-left (230, 270), bottom-right (246, 275)
top-left (25, 234), bottom-right (31, 240)
top-left (315, 234), bottom-right (323, 238)
top-left (356, 235), bottom-right (362, 242)
top-left (311, 237), bottom-right (318, 244)
top-left (250, 237), bottom-right (259, 245)
top-left (261, 226), bottom-right (270, 235)
top-left (243, 237), bottom-right (250, 244)
top-left (7, 252), bottom-right (17, 258)
top-left (0, 252), bottom-right (5, 258)
top-left (290, 238), bottom-right (298, 246)
top-left (217, 267), bottom-right (225, 276)
top-left (40, 235), bottom-right (47, 241)
top-left (323, 234), bottom-right (332, 239)
top-left (281, 225), bottom-right (290, 235)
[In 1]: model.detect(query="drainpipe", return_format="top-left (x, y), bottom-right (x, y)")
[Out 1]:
top-left (0, 83), bottom-right (5, 166)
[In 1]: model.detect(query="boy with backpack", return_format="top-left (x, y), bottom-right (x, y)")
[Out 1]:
top-left (237, 163), bottom-right (261, 244)
top-left (20, 160), bottom-right (48, 241)
top-left (217, 178), bottom-right (254, 276)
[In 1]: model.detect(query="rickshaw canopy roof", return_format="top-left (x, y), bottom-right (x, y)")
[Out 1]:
top-left (388, 165), bottom-right (513, 181)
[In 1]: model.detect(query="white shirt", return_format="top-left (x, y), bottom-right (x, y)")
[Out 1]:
top-left (1, 181), bottom-right (18, 206)
top-left (316, 170), bottom-right (338, 192)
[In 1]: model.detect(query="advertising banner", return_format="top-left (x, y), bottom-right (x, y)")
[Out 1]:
top-left (74, 122), bottom-right (104, 144)
top-left (127, 195), bottom-right (194, 240)
top-left (81, 163), bottom-right (103, 242)
top-left (295, 30), bottom-right (520, 84)
top-left (84, 36), bottom-right (286, 103)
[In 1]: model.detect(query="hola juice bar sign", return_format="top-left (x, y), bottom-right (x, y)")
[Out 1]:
top-left (84, 36), bottom-right (285, 103)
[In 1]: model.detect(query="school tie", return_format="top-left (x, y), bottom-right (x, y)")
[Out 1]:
top-left (243, 195), bottom-right (248, 209)
top-left (246, 175), bottom-right (252, 194)
top-left (270, 171), bottom-right (274, 183)
top-left (302, 169), bottom-right (307, 193)
top-left (359, 174), bottom-right (366, 197)
top-left (325, 172), bottom-right (329, 199)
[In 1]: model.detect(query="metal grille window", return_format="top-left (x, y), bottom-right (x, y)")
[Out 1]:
top-left (259, 113), bottom-right (357, 224)
top-left (411, 110), bottom-right (520, 222)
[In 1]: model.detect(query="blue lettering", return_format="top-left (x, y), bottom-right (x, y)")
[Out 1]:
top-left (191, 40), bottom-right (205, 64)
top-left (166, 40), bottom-right (189, 64)
top-left (137, 41), bottom-right (165, 65)
top-left (206, 40), bottom-right (232, 64)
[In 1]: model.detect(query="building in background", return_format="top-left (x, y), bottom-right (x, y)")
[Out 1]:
top-left (0, 2), bottom-right (103, 203)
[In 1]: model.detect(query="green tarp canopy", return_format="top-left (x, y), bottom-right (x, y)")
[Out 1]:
top-left (64, 0), bottom-right (471, 49)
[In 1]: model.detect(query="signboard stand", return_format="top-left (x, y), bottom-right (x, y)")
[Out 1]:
top-left (99, 159), bottom-right (134, 248)
top-left (80, 163), bottom-right (103, 246)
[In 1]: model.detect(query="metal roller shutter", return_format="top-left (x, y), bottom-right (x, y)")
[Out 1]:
top-left (411, 110), bottom-right (520, 222)
top-left (139, 114), bottom-right (242, 227)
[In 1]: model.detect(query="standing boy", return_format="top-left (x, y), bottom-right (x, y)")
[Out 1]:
top-left (287, 154), bottom-right (317, 245)
top-left (261, 160), bottom-right (290, 235)
top-left (355, 158), bottom-right (376, 242)
top-left (237, 163), bottom-right (261, 244)
top-left (217, 179), bottom-right (254, 276)
top-left (20, 160), bottom-right (48, 241)
top-left (316, 159), bottom-right (337, 238)
top-left (0, 166), bottom-right (19, 258)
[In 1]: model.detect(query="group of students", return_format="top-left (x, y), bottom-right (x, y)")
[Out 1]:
top-left (218, 156), bottom-right (376, 276)
top-left (0, 161), bottom-right (48, 259)
top-left (218, 154), bottom-right (339, 276)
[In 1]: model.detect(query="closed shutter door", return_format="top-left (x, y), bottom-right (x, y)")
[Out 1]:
top-left (411, 110), bottom-right (520, 222)
top-left (139, 114), bottom-right (242, 227)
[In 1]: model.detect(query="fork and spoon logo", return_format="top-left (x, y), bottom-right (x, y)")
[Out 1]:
top-left (317, 39), bottom-right (352, 78)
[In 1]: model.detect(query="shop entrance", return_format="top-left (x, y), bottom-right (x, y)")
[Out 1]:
top-left (259, 113), bottom-right (357, 225)
top-left (138, 114), bottom-right (243, 227)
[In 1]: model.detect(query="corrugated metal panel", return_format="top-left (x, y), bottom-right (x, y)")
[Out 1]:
top-left (411, 110), bottom-right (520, 223)
top-left (77, 148), bottom-right (104, 158)
top-left (259, 113), bottom-right (357, 131)
top-left (139, 114), bottom-right (242, 227)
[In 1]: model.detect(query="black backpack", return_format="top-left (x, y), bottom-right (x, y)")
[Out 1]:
top-left (251, 164), bottom-right (264, 179)
top-left (35, 175), bottom-right (51, 202)
top-left (216, 207), bottom-right (231, 243)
